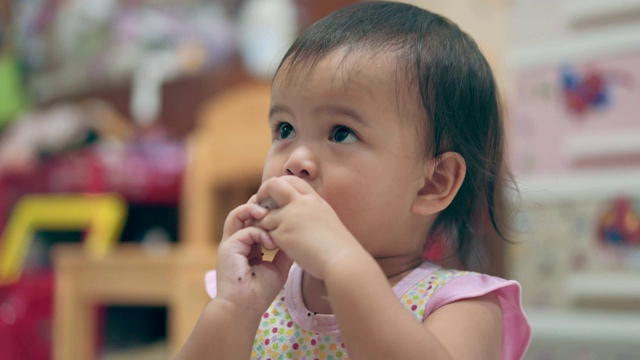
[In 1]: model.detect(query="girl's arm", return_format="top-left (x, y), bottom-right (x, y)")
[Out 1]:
top-left (174, 297), bottom-right (263, 359)
top-left (175, 201), bottom-right (293, 359)
top-left (324, 248), bottom-right (502, 360)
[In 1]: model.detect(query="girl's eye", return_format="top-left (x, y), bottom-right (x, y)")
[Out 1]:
top-left (275, 122), bottom-right (295, 140)
top-left (331, 126), bottom-right (358, 144)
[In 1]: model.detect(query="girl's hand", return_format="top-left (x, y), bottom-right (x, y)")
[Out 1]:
top-left (215, 200), bottom-right (293, 315)
top-left (255, 176), bottom-right (365, 280)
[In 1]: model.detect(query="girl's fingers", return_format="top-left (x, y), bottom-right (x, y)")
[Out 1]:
top-left (260, 176), bottom-right (316, 206)
top-left (222, 203), bottom-right (268, 238)
top-left (222, 226), bottom-right (276, 257)
top-left (256, 176), bottom-right (298, 210)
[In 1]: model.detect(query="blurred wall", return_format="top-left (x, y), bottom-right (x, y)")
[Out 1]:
top-left (399, 0), bottom-right (510, 87)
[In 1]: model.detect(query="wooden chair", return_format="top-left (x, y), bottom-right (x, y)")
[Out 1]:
top-left (180, 81), bottom-right (273, 255)
top-left (52, 81), bottom-right (273, 359)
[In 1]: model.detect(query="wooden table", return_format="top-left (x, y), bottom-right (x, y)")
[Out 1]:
top-left (52, 243), bottom-right (216, 359)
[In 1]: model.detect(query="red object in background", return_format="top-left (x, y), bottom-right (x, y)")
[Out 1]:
top-left (561, 66), bottom-right (609, 116)
top-left (38, 140), bottom-right (186, 205)
top-left (0, 173), bottom-right (32, 232)
top-left (0, 270), bottom-right (54, 360)
top-left (0, 139), bottom-right (185, 234)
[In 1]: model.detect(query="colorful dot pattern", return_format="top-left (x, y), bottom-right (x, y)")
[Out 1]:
top-left (252, 294), bottom-right (347, 360)
top-left (399, 269), bottom-right (471, 321)
top-left (250, 269), bottom-right (471, 359)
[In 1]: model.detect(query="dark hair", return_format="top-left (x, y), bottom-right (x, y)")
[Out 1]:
top-left (275, 1), bottom-right (510, 268)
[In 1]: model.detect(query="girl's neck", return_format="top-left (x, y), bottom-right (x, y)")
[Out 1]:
top-left (301, 256), bottom-right (424, 314)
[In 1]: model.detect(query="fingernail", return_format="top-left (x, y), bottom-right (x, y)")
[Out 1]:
top-left (250, 205), bottom-right (268, 218)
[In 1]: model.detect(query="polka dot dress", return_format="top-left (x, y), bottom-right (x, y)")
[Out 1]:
top-left (399, 269), bottom-right (470, 322)
top-left (252, 294), bottom-right (348, 359)
top-left (250, 263), bottom-right (471, 359)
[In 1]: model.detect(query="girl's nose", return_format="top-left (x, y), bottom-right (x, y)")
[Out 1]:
top-left (283, 147), bottom-right (317, 180)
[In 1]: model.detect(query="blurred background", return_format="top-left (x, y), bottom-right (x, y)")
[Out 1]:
top-left (0, 0), bottom-right (639, 359)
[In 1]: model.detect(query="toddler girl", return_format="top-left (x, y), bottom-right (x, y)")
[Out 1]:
top-left (177, 2), bottom-right (531, 359)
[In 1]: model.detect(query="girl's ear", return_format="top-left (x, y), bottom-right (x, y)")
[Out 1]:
top-left (411, 152), bottom-right (466, 216)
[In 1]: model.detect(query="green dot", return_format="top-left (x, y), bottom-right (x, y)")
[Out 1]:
top-left (337, 351), bottom-right (343, 358)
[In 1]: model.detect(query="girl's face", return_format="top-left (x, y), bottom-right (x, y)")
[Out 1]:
top-left (264, 49), bottom-right (432, 260)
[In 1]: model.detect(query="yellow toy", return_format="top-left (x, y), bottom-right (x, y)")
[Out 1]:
top-left (0, 193), bottom-right (127, 284)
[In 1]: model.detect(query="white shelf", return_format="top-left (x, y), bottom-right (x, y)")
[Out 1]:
top-left (507, 22), bottom-right (640, 69)
top-left (564, 131), bottom-right (640, 164)
top-left (526, 307), bottom-right (640, 343)
top-left (569, 272), bottom-right (640, 301)
top-left (513, 167), bottom-right (640, 203)
top-left (561, 0), bottom-right (640, 25)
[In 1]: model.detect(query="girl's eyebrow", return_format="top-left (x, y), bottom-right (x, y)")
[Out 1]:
top-left (268, 104), bottom-right (293, 119)
top-left (312, 105), bottom-right (367, 126)
top-left (269, 104), bottom-right (367, 126)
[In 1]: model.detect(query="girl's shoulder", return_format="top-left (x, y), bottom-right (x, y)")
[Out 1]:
top-left (396, 267), bottom-right (474, 320)
top-left (397, 264), bottom-right (532, 358)
top-left (398, 265), bottom-right (527, 320)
